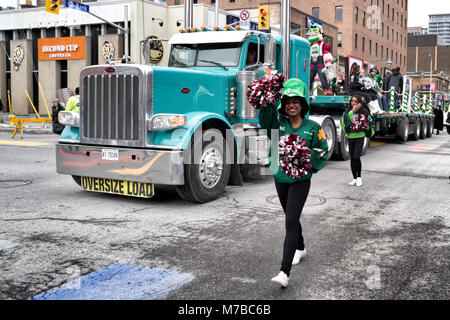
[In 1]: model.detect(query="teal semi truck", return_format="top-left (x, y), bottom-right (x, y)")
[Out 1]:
top-left (55, 27), bottom-right (434, 202)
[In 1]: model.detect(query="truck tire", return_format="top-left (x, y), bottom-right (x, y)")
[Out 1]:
top-left (361, 136), bottom-right (370, 155)
top-left (337, 129), bottom-right (350, 161)
top-left (411, 118), bottom-right (420, 141)
top-left (321, 117), bottom-right (337, 160)
top-left (176, 129), bottom-right (231, 203)
top-left (72, 175), bottom-right (82, 186)
top-left (426, 119), bottom-right (433, 138)
top-left (447, 124), bottom-right (450, 135)
top-left (395, 118), bottom-right (409, 142)
top-left (420, 118), bottom-right (427, 139)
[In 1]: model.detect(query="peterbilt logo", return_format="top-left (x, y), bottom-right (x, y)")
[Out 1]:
top-left (13, 43), bottom-right (24, 71)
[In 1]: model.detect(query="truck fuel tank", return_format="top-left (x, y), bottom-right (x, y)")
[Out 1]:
top-left (236, 71), bottom-right (259, 120)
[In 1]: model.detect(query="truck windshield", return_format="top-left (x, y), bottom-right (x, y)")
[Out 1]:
top-left (168, 42), bottom-right (242, 67)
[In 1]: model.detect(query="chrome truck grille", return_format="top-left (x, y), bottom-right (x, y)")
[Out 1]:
top-left (79, 65), bottom-right (153, 147)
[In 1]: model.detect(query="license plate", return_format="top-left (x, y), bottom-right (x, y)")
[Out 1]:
top-left (80, 177), bottom-right (155, 198)
top-left (102, 148), bottom-right (119, 161)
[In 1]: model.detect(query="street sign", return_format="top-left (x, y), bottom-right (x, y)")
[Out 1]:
top-left (65, 0), bottom-right (89, 13)
top-left (239, 9), bottom-right (250, 28)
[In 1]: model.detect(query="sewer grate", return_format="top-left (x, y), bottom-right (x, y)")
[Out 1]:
top-left (0, 180), bottom-right (32, 188)
top-left (266, 194), bottom-right (326, 207)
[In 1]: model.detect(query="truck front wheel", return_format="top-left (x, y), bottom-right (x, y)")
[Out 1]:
top-left (176, 129), bottom-right (231, 203)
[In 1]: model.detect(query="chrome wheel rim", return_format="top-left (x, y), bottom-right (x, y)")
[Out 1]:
top-left (199, 147), bottom-right (223, 188)
top-left (323, 125), bottom-right (334, 152)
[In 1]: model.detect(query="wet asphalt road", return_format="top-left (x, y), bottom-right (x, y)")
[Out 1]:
top-left (0, 131), bottom-right (448, 300)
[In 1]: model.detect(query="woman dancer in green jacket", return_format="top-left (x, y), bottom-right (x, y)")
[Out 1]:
top-left (258, 78), bottom-right (328, 288)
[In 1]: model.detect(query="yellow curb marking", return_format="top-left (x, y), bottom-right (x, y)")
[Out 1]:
top-left (0, 140), bottom-right (53, 146)
top-left (369, 141), bottom-right (387, 147)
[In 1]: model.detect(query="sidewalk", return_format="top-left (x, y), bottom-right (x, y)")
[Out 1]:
top-left (0, 113), bottom-right (53, 134)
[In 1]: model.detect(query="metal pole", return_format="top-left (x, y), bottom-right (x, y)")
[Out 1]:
top-left (215, 0), bottom-right (219, 26)
top-left (124, 5), bottom-right (129, 63)
top-left (281, 0), bottom-right (290, 78)
top-left (184, 0), bottom-right (193, 28)
top-left (430, 55), bottom-right (432, 100)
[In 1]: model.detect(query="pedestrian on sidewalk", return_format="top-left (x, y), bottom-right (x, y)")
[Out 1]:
top-left (340, 95), bottom-right (375, 187)
top-left (258, 78), bottom-right (329, 288)
top-left (433, 105), bottom-right (444, 135)
top-left (51, 98), bottom-right (65, 135)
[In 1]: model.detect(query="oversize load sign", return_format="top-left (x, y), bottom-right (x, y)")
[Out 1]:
top-left (80, 177), bottom-right (155, 198)
top-left (38, 36), bottom-right (85, 60)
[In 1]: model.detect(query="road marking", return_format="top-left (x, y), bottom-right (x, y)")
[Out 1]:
top-left (29, 263), bottom-right (194, 300)
top-left (0, 140), bottom-right (52, 146)
top-left (369, 141), bottom-right (386, 147)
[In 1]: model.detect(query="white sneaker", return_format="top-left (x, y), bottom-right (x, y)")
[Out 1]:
top-left (348, 179), bottom-right (357, 186)
top-left (271, 271), bottom-right (289, 288)
top-left (292, 249), bottom-right (306, 265)
top-left (356, 177), bottom-right (362, 187)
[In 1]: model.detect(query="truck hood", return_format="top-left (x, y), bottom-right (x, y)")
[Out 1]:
top-left (152, 66), bottom-right (230, 115)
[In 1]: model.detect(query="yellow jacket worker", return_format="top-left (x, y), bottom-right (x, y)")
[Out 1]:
top-left (66, 87), bottom-right (80, 112)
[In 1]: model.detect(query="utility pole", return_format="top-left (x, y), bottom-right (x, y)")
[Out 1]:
top-left (281, 0), bottom-right (290, 78)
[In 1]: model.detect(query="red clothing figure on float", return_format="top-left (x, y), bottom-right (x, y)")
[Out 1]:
top-left (307, 24), bottom-right (334, 95)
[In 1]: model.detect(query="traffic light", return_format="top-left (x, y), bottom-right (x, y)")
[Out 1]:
top-left (46, 0), bottom-right (60, 15)
top-left (258, 5), bottom-right (270, 30)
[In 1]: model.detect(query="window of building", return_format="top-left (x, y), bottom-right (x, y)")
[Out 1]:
top-left (363, 12), bottom-right (366, 27)
top-left (386, 47), bottom-right (388, 59)
top-left (362, 37), bottom-right (365, 52)
top-left (375, 43), bottom-right (378, 57)
top-left (392, 8), bottom-right (394, 21)
top-left (382, 23), bottom-right (384, 36)
top-left (400, 53), bottom-right (402, 66)
top-left (338, 32), bottom-right (342, 47)
top-left (369, 40), bottom-right (372, 55)
top-left (355, 7), bottom-right (359, 23)
top-left (355, 34), bottom-right (358, 49)
top-left (382, 1), bottom-right (385, 14)
top-left (392, 29), bottom-right (394, 42)
top-left (387, 4), bottom-right (389, 17)
top-left (312, 7), bottom-right (319, 18)
top-left (387, 26), bottom-right (389, 39)
top-left (396, 32), bottom-right (398, 44)
top-left (391, 49), bottom-right (393, 60)
top-left (335, 6), bottom-right (343, 21)
top-left (401, 14), bottom-right (403, 27)
top-left (397, 12), bottom-right (399, 24)
top-left (404, 55), bottom-right (406, 66)
top-left (396, 52), bottom-right (398, 64)
top-left (381, 45), bottom-right (383, 58)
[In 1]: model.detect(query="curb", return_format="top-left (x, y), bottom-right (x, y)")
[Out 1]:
top-left (0, 123), bottom-right (53, 134)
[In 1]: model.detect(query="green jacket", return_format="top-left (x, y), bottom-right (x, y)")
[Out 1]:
top-left (370, 73), bottom-right (383, 89)
top-left (65, 95), bottom-right (80, 112)
top-left (340, 110), bottom-right (375, 139)
top-left (258, 104), bottom-right (328, 183)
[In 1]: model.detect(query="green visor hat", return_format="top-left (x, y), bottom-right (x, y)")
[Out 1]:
top-left (278, 78), bottom-right (310, 116)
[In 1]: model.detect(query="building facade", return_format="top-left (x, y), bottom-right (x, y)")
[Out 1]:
top-left (0, 1), bottom-right (233, 116)
top-left (428, 14), bottom-right (450, 46)
top-left (406, 34), bottom-right (450, 107)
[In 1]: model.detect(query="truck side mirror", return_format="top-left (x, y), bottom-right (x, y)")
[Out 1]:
top-left (264, 36), bottom-right (276, 69)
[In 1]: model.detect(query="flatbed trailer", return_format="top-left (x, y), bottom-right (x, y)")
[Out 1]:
top-left (308, 95), bottom-right (436, 161)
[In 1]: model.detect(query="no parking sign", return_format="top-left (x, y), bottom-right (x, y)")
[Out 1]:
top-left (240, 9), bottom-right (250, 28)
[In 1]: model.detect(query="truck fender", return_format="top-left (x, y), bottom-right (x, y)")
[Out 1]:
top-left (151, 111), bottom-right (239, 161)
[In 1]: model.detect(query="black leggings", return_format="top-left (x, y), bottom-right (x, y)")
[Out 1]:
top-left (348, 137), bottom-right (365, 179)
top-left (275, 179), bottom-right (311, 277)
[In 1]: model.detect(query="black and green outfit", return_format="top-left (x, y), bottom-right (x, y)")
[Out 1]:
top-left (259, 79), bottom-right (328, 277)
top-left (340, 107), bottom-right (375, 179)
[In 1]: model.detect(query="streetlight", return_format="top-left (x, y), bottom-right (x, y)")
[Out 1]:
top-left (428, 54), bottom-right (433, 102)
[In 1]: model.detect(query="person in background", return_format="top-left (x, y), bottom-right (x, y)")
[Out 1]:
top-left (258, 78), bottom-right (329, 288)
top-left (433, 105), bottom-right (444, 135)
top-left (369, 67), bottom-right (388, 112)
top-left (348, 63), bottom-right (373, 107)
top-left (340, 95), bottom-right (375, 187)
top-left (51, 98), bottom-right (65, 135)
top-left (385, 67), bottom-right (403, 111)
top-left (65, 87), bottom-right (80, 112)
top-left (330, 73), bottom-right (345, 95)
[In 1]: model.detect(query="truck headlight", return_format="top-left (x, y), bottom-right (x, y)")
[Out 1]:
top-left (148, 114), bottom-right (186, 130)
top-left (58, 111), bottom-right (80, 127)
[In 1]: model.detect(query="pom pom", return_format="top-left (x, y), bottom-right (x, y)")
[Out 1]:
top-left (350, 114), bottom-right (369, 131)
top-left (246, 70), bottom-right (286, 110)
top-left (278, 133), bottom-right (312, 179)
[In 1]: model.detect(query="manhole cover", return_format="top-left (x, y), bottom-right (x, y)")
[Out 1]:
top-left (266, 194), bottom-right (326, 207)
top-left (0, 180), bottom-right (32, 188)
